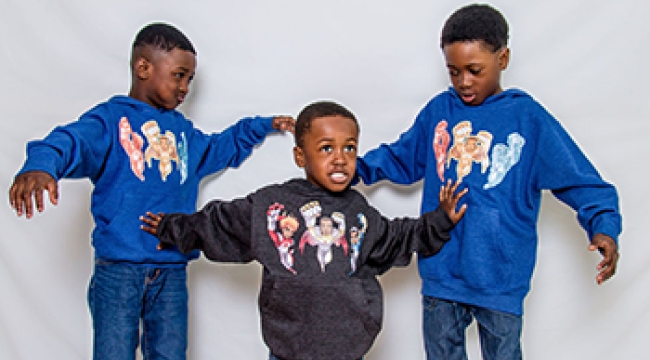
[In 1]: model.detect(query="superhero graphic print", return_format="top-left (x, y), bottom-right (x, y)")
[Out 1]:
top-left (267, 203), bottom-right (299, 274)
top-left (119, 117), bottom-right (145, 181)
top-left (119, 118), bottom-right (188, 183)
top-left (433, 119), bottom-right (525, 189)
top-left (266, 201), bottom-right (367, 275)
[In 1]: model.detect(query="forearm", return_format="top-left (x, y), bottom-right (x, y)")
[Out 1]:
top-left (157, 211), bottom-right (210, 254)
top-left (418, 207), bottom-right (454, 258)
top-left (158, 198), bottom-right (254, 261)
top-left (20, 117), bottom-right (109, 180)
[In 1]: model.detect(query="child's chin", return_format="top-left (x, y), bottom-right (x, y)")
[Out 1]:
top-left (325, 182), bottom-right (351, 193)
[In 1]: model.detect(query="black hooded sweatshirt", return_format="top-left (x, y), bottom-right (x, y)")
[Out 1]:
top-left (157, 178), bottom-right (455, 360)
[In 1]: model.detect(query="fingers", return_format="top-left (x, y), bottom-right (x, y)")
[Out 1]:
top-left (439, 179), bottom-right (453, 201)
top-left (589, 234), bottom-right (619, 284)
top-left (438, 179), bottom-right (468, 224)
top-left (140, 211), bottom-right (161, 226)
top-left (273, 116), bottom-right (296, 134)
top-left (13, 180), bottom-right (36, 219)
top-left (33, 186), bottom-right (45, 216)
top-left (439, 179), bottom-right (467, 202)
top-left (9, 172), bottom-right (58, 219)
top-left (9, 182), bottom-right (25, 217)
top-left (139, 211), bottom-right (162, 236)
top-left (595, 253), bottom-right (617, 284)
top-left (455, 203), bottom-right (468, 218)
top-left (46, 181), bottom-right (59, 206)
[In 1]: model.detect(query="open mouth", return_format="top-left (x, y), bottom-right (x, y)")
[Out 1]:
top-left (329, 172), bottom-right (349, 183)
top-left (461, 93), bottom-right (476, 104)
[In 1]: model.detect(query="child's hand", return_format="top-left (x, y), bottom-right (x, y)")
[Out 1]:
top-left (9, 171), bottom-right (58, 219)
top-left (439, 179), bottom-right (468, 224)
top-left (272, 116), bottom-right (295, 134)
top-left (140, 211), bottom-right (167, 249)
top-left (589, 233), bottom-right (619, 285)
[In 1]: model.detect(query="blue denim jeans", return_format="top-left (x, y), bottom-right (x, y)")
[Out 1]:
top-left (269, 353), bottom-right (362, 360)
top-left (422, 296), bottom-right (522, 360)
top-left (87, 261), bottom-right (188, 360)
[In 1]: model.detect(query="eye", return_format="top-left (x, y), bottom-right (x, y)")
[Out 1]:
top-left (344, 144), bottom-right (357, 153)
top-left (320, 145), bottom-right (333, 153)
top-left (469, 68), bottom-right (482, 76)
top-left (448, 68), bottom-right (459, 77)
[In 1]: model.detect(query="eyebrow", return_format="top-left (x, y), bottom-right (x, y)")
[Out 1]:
top-left (315, 137), bottom-right (358, 144)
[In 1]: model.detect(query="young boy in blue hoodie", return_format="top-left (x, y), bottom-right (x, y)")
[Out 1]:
top-left (356, 4), bottom-right (622, 360)
top-left (8, 22), bottom-right (294, 360)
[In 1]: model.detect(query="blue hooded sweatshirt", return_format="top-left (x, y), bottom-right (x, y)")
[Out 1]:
top-left (357, 87), bottom-right (622, 315)
top-left (18, 95), bottom-right (276, 266)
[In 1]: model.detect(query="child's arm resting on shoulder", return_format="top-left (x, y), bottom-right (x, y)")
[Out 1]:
top-left (272, 116), bottom-right (295, 134)
top-left (9, 171), bottom-right (58, 219)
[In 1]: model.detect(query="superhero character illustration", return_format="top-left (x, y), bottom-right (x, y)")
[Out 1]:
top-left (141, 120), bottom-right (180, 182)
top-left (484, 132), bottom-right (525, 189)
top-left (447, 121), bottom-right (492, 182)
top-left (267, 203), bottom-right (299, 275)
top-left (349, 213), bottom-right (367, 274)
top-left (118, 117), bottom-right (145, 181)
top-left (433, 120), bottom-right (451, 181)
top-left (177, 132), bottom-right (188, 184)
top-left (299, 201), bottom-right (348, 272)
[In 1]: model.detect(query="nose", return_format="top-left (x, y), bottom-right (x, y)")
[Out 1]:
top-left (333, 149), bottom-right (347, 165)
top-left (459, 72), bottom-right (472, 89)
top-left (179, 79), bottom-right (190, 94)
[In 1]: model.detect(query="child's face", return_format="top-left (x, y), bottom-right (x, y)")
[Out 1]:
top-left (293, 115), bottom-right (358, 193)
top-left (136, 47), bottom-right (196, 110)
top-left (443, 40), bottom-right (509, 106)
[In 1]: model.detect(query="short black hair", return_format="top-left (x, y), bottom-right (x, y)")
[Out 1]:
top-left (440, 4), bottom-right (509, 52)
top-left (295, 101), bottom-right (359, 147)
top-left (132, 22), bottom-right (196, 55)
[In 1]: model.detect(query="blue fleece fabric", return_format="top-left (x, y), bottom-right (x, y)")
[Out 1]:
top-left (357, 87), bottom-right (622, 315)
top-left (19, 95), bottom-right (275, 266)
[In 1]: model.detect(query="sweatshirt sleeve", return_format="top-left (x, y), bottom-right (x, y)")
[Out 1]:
top-left (17, 110), bottom-right (111, 181)
top-left (532, 109), bottom-right (622, 243)
top-left (157, 196), bottom-right (254, 262)
top-left (356, 108), bottom-right (429, 186)
top-left (189, 116), bottom-right (277, 178)
top-left (365, 207), bottom-right (455, 272)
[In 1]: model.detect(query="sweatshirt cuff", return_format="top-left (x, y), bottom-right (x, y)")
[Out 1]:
top-left (17, 150), bottom-right (61, 181)
top-left (253, 116), bottom-right (276, 134)
top-left (431, 207), bottom-right (455, 235)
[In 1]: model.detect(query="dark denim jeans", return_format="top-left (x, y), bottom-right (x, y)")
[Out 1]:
top-left (87, 261), bottom-right (188, 360)
top-left (422, 296), bottom-right (522, 360)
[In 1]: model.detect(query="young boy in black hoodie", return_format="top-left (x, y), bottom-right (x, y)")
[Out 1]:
top-left (140, 100), bottom-right (467, 360)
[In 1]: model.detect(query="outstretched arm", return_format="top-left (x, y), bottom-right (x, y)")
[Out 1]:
top-left (589, 233), bottom-right (619, 285)
top-left (9, 171), bottom-right (59, 219)
top-left (141, 197), bottom-right (254, 262)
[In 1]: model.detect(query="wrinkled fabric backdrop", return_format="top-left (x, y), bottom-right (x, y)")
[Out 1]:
top-left (1, 1), bottom-right (646, 359)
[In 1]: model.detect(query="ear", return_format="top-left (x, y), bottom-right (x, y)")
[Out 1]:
top-left (498, 47), bottom-right (510, 70)
top-left (134, 56), bottom-right (152, 80)
top-left (293, 146), bottom-right (305, 168)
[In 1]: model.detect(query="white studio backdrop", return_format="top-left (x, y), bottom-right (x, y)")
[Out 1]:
top-left (1, 1), bottom-right (647, 359)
